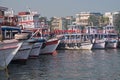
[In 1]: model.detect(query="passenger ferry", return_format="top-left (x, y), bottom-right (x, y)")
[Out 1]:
top-left (17, 10), bottom-right (60, 55)
top-left (104, 25), bottom-right (118, 49)
top-left (57, 33), bottom-right (93, 50)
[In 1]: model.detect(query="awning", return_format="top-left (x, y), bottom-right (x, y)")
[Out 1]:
top-left (0, 6), bottom-right (8, 11)
top-left (1, 26), bottom-right (21, 32)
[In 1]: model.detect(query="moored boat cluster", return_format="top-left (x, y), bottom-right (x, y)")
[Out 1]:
top-left (0, 26), bottom-right (60, 70)
top-left (0, 6), bottom-right (120, 76)
top-left (57, 33), bottom-right (119, 50)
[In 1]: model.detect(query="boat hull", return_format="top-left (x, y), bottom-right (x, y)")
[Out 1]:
top-left (12, 41), bottom-right (33, 63)
top-left (29, 42), bottom-right (43, 58)
top-left (77, 43), bottom-right (93, 50)
top-left (0, 40), bottom-right (22, 70)
top-left (92, 42), bottom-right (105, 49)
top-left (106, 40), bottom-right (118, 49)
top-left (92, 39), bottom-right (106, 49)
top-left (40, 39), bottom-right (60, 54)
top-left (58, 43), bottom-right (93, 50)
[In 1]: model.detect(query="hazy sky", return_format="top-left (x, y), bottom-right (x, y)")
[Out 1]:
top-left (0, 0), bottom-right (120, 18)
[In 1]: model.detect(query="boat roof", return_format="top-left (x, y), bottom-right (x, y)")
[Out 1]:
top-left (1, 26), bottom-right (21, 32)
top-left (63, 33), bottom-right (92, 36)
top-left (0, 6), bottom-right (8, 11)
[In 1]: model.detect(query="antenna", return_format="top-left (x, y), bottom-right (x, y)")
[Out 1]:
top-left (10, 8), bottom-right (14, 15)
top-left (26, 6), bottom-right (31, 14)
top-left (28, 8), bottom-right (31, 13)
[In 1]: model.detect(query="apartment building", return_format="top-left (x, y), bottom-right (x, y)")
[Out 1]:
top-left (76, 12), bottom-right (101, 26)
top-left (65, 16), bottom-right (74, 25)
top-left (51, 17), bottom-right (67, 31)
top-left (104, 11), bottom-right (120, 26)
top-left (104, 12), bottom-right (113, 25)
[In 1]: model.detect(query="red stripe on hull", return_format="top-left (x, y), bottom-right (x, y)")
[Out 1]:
top-left (40, 51), bottom-right (57, 55)
top-left (46, 40), bottom-right (59, 46)
top-left (0, 46), bottom-right (18, 50)
top-left (19, 20), bottom-right (34, 23)
top-left (29, 55), bottom-right (39, 58)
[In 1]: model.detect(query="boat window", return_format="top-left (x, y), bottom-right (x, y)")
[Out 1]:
top-left (61, 36), bottom-right (65, 39)
top-left (22, 16), bottom-right (27, 21)
top-left (18, 17), bottom-right (22, 22)
top-left (3, 30), bottom-right (20, 40)
top-left (109, 34), bottom-right (118, 38)
top-left (28, 16), bottom-right (31, 20)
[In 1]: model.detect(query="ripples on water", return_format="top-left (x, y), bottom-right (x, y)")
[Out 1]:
top-left (1, 49), bottom-right (120, 80)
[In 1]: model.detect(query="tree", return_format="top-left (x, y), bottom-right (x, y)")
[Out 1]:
top-left (39, 17), bottom-right (47, 22)
top-left (49, 17), bottom-right (55, 31)
top-left (114, 13), bottom-right (120, 34)
top-left (99, 16), bottom-right (109, 26)
top-left (49, 17), bottom-right (54, 22)
top-left (88, 15), bottom-right (99, 26)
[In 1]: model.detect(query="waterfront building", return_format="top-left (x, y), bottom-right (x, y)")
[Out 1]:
top-left (112, 11), bottom-right (120, 26)
top-left (104, 11), bottom-right (120, 26)
top-left (104, 12), bottom-right (113, 25)
top-left (51, 17), bottom-right (67, 31)
top-left (39, 17), bottom-right (50, 32)
top-left (65, 16), bottom-right (74, 25)
top-left (75, 12), bottom-right (102, 26)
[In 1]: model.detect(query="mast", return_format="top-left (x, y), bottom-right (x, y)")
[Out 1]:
top-left (27, 7), bottom-right (32, 14)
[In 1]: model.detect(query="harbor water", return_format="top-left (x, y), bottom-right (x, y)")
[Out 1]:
top-left (1, 49), bottom-right (120, 80)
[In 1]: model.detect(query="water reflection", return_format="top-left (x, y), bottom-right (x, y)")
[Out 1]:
top-left (1, 49), bottom-right (120, 80)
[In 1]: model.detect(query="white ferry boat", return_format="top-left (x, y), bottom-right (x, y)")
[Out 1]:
top-left (57, 33), bottom-right (93, 50)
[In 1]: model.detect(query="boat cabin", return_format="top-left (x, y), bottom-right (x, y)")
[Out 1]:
top-left (18, 11), bottom-right (40, 29)
top-left (0, 26), bottom-right (21, 40)
top-left (0, 7), bottom-right (18, 27)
